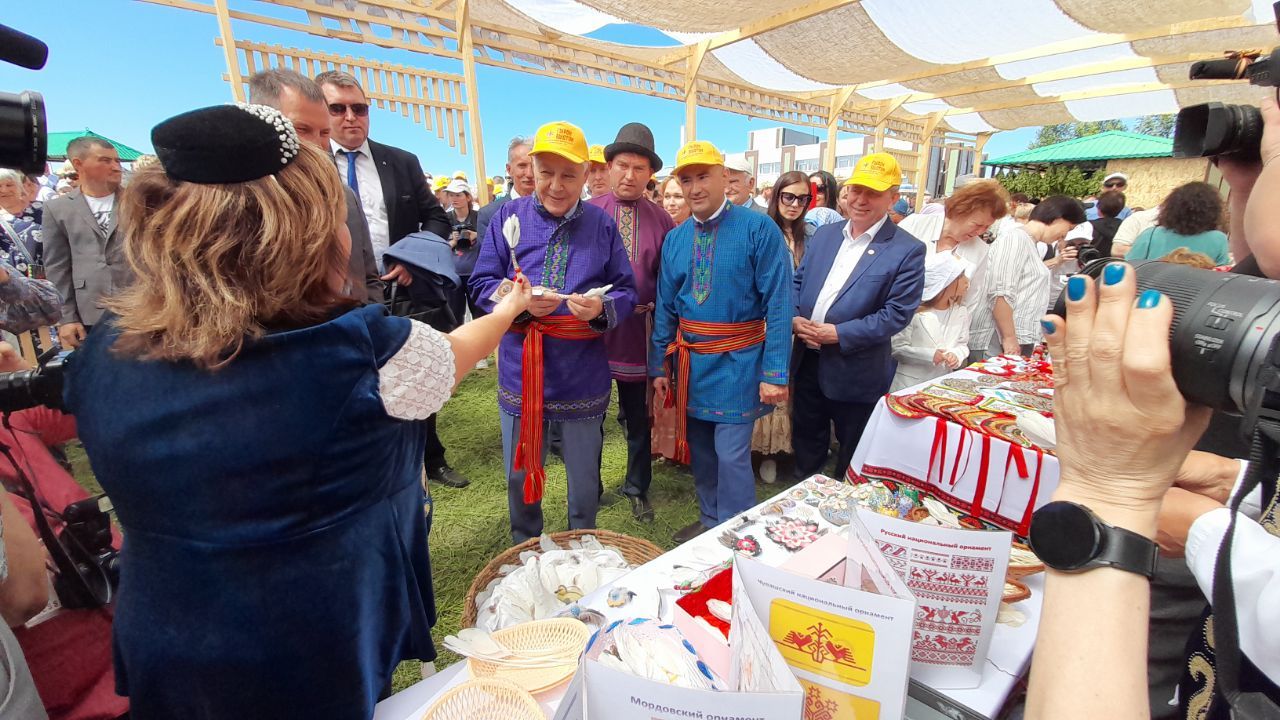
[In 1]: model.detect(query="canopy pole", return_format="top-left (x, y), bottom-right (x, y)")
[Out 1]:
top-left (974, 132), bottom-right (991, 178)
top-left (913, 113), bottom-right (944, 208)
top-left (824, 88), bottom-right (854, 172)
top-left (684, 41), bottom-right (710, 143)
top-left (213, 0), bottom-right (245, 102)
top-left (456, 0), bottom-right (488, 204)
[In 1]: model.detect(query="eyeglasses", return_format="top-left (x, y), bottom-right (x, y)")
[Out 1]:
top-left (328, 102), bottom-right (370, 117)
top-left (813, 184), bottom-right (826, 192)
top-left (1103, 181), bottom-right (1125, 188)
top-left (779, 191), bottom-right (812, 207)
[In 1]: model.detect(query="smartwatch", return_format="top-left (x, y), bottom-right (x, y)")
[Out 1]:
top-left (1028, 501), bottom-right (1158, 579)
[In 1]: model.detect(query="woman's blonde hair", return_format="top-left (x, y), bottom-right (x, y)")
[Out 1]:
top-left (109, 143), bottom-right (353, 369)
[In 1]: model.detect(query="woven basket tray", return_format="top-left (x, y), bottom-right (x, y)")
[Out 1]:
top-left (462, 529), bottom-right (664, 628)
top-left (420, 677), bottom-right (542, 720)
top-left (466, 617), bottom-right (592, 694)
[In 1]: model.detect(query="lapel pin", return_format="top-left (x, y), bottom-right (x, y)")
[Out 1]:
top-left (868, 249), bottom-right (876, 255)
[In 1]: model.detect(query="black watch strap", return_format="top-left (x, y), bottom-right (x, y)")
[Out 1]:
top-left (1092, 520), bottom-right (1159, 579)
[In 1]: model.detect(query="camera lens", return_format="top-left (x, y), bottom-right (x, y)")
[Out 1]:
top-left (1054, 259), bottom-right (1280, 414)
top-left (1174, 102), bottom-right (1263, 159)
top-left (0, 90), bottom-right (47, 174)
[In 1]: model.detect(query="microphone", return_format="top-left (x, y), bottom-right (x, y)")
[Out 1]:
top-left (0, 24), bottom-right (49, 70)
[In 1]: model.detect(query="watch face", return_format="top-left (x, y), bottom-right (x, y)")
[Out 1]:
top-left (1029, 502), bottom-right (1101, 571)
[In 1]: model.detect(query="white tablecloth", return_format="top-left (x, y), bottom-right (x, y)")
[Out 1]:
top-left (378, 480), bottom-right (1044, 720)
top-left (849, 369), bottom-right (1060, 538)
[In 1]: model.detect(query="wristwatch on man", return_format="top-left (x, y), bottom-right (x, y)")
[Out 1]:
top-left (1028, 501), bottom-right (1159, 579)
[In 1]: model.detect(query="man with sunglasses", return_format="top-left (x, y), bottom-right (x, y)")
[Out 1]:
top-left (316, 70), bottom-right (466, 490)
top-left (1087, 172), bottom-right (1133, 221)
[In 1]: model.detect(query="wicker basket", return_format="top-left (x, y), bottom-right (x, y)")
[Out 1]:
top-left (1008, 542), bottom-right (1046, 579)
top-left (466, 617), bottom-right (591, 694)
top-left (462, 529), bottom-right (664, 628)
top-left (420, 677), bottom-right (542, 720)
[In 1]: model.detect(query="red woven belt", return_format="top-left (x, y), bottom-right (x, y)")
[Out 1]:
top-left (662, 318), bottom-right (766, 463)
top-left (512, 315), bottom-right (599, 503)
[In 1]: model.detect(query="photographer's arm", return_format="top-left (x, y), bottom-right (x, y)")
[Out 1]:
top-left (1029, 267), bottom-right (1211, 720)
top-left (1246, 95), bottom-right (1280, 278)
top-left (0, 491), bottom-right (47, 627)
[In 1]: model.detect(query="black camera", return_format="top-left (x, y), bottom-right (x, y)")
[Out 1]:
top-left (1056, 259), bottom-right (1280, 417)
top-left (451, 221), bottom-right (474, 250)
top-left (0, 23), bottom-right (49, 173)
top-left (0, 349), bottom-right (69, 413)
top-left (56, 495), bottom-right (120, 609)
top-left (1172, 3), bottom-right (1280, 159)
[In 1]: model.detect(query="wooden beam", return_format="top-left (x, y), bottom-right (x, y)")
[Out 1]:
top-left (825, 88), bottom-right (855, 170)
top-left (827, 87), bottom-right (856, 125)
top-left (684, 41), bottom-right (710, 141)
top-left (455, 0), bottom-right (487, 203)
top-left (872, 125), bottom-right (885, 154)
top-left (875, 96), bottom-right (909, 127)
top-left (212, 0), bottom-right (244, 101)
top-left (974, 133), bottom-right (991, 175)
top-left (656, 0), bottom-right (863, 67)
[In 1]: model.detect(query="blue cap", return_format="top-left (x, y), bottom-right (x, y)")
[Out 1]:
top-left (892, 198), bottom-right (912, 216)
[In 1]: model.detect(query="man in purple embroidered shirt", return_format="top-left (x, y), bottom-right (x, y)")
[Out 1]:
top-left (588, 123), bottom-right (674, 523)
top-left (470, 121), bottom-right (637, 543)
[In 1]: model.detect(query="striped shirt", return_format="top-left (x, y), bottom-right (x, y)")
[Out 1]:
top-left (969, 224), bottom-right (1050, 351)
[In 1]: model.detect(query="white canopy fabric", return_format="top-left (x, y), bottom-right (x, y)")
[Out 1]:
top-left (153, 0), bottom-right (1275, 139)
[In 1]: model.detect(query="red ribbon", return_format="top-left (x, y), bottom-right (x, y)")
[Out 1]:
top-left (512, 315), bottom-right (600, 504)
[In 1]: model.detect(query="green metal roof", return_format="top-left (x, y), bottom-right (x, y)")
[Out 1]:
top-left (984, 131), bottom-right (1173, 167)
top-left (45, 130), bottom-right (145, 162)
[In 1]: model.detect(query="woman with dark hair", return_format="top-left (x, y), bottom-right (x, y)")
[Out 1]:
top-left (751, 170), bottom-right (810, 479)
top-left (61, 104), bottom-right (531, 718)
top-left (1126, 181), bottom-right (1230, 265)
top-left (808, 170), bottom-right (839, 211)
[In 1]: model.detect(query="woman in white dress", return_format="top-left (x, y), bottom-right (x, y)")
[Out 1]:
top-left (890, 253), bottom-right (971, 392)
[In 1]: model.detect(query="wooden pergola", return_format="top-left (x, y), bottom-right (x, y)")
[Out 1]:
top-left (137, 0), bottom-right (1261, 204)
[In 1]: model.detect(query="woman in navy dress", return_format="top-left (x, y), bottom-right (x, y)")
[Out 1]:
top-left (62, 104), bottom-right (530, 719)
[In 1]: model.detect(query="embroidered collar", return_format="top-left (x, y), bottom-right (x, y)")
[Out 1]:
top-left (693, 199), bottom-right (731, 232)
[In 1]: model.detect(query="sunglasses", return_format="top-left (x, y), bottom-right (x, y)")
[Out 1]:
top-left (779, 191), bottom-right (812, 207)
top-left (813, 184), bottom-right (826, 192)
top-left (328, 102), bottom-right (370, 117)
top-left (1103, 181), bottom-right (1125, 188)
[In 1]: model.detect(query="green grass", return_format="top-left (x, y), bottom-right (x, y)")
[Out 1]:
top-left (68, 364), bottom-right (809, 694)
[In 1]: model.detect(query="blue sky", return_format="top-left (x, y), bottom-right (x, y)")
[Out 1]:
top-left (1, 1), bottom-right (1038, 178)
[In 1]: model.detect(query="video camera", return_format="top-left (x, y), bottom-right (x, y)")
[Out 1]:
top-left (0, 23), bottom-right (49, 173)
top-left (1173, 2), bottom-right (1280, 159)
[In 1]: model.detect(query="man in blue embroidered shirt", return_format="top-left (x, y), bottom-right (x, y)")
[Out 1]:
top-left (650, 141), bottom-right (793, 544)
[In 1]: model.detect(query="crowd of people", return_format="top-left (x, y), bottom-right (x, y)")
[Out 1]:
top-left (0, 64), bottom-right (1273, 720)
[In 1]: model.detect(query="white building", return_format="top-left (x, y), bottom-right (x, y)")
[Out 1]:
top-left (723, 126), bottom-right (972, 199)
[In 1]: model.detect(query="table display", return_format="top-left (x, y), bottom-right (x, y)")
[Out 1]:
top-left (378, 474), bottom-right (1046, 720)
top-left (849, 357), bottom-right (1059, 538)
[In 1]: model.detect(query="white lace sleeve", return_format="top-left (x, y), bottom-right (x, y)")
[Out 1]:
top-left (378, 320), bottom-right (456, 421)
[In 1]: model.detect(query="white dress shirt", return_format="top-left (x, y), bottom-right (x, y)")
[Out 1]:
top-left (331, 139), bottom-right (389, 270)
top-left (970, 223), bottom-right (1050, 353)
top-left (810, 215), bottom-right (887, 325)
top-left (1184, 461), bottom-right (1280, 684)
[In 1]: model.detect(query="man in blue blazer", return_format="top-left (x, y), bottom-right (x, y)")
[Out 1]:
top-left (791, 153), bottom-right (926, 480)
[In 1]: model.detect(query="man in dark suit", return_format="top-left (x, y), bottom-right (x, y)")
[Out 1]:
top-left (791, 153), bottom-right (926, 479)
top-left (248, 68), bottom-right (382, 303)
top-left (317, 70), bottom-right (467, 488)
top-left (43, 136), bottom-right (129, 349)
top-left (475, 135), bottom-right (536, 250)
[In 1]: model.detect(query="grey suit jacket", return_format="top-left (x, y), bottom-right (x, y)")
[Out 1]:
top-left (42, 189), bottom-right (130, 327)
top-left (344, 187), bottom-right (383, 303)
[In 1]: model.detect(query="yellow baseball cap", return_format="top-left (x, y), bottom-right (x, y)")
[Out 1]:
top-left (672, 140), bottom-right (724, 174)
top-left (588, 144), bottom-right (607, 165)
top-left (433, 176), bottom-right (450, 191)
top-left (452, 170), bottom-right (468, 180)
top-left (531, 121), bottom-right (589, 164)
top-left (844, 153), bottom-right (902, 192)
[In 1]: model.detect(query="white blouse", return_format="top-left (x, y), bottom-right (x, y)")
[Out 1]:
top-left (378, 320), bottom-right (455, 421)
top-left (890, 306), bottom-right (971, 392)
